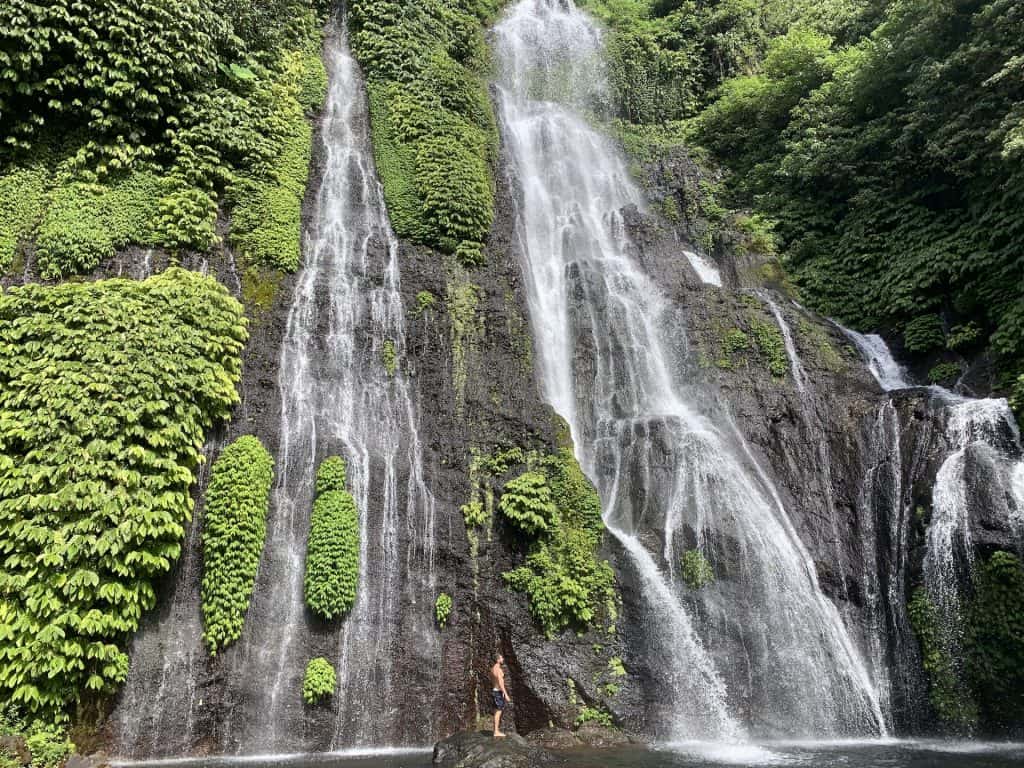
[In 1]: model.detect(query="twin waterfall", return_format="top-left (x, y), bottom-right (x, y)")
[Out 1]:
top-left (111, 0), bottom-right (1024, 757)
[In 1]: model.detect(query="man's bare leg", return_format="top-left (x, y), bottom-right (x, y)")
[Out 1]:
top-left (493, 708), bottom-right (506, 738)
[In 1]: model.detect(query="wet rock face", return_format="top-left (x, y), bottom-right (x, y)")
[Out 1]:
top-left (433, 731), bottom-right (559, 768)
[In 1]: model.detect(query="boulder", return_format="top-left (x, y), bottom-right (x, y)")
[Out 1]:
top-left (573, 724), bottom-right (633, 749)
top-left (0, 736), bottom-right (29, 766)
top-left (63, 753), bottom-right (110, 768)
top-left (433, 731), bottom-right (560, 768)
top-left (524, 728), bottom-right (579, 750)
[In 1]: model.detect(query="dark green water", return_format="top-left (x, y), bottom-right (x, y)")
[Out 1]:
top-left (119, 740), bottom-right (1024, 768)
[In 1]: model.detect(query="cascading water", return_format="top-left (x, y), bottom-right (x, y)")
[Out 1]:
top-left (224, 26), bottom-right (439, 753)
top-left (113, 25), bottom-right (439, 756)
top-left (112, 434), bottom-right (224, 757)
top-left (843, 331), bottom-right (1024, 700)
top-left (841, 327), bottom-right (912, 391)
top-left (494, 0), bottom-right (886, 741)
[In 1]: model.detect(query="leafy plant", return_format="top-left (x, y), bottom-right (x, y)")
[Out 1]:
top-left (574, 705), bottom-right (613, 729)
top-left (25, 725), bottom-right (72, 768)
top-left (928, 362), bottom-right (963, 386)
top-left (201, 436), bottom-right (275, 654)
top-left (908, 588), bottom-right (978, 729)
top-left (435, 593), bottom-right (453, 628)
top-left (414, 291), bottom-right (438, 315)
top-left (681, 549), bottom-right (715, 590)
top-left (751, 319), bottom-right (789, 378)
top-left (302, 657), bottom-right (336, 705)
top-left (964, 551), bottom-right (1024, 727)
top-left (304, 458), bottom-right (360, 620)
top-left (502, 450), bottom-right (617, 637)
top-left (351, 0), bottom-right (498, 267)
top-left (381, 340), bottom-right (397, 377)
top-left (903, 315), bottom-right (946, 354)
top-left (315, 456), bottom-right (348, 496)
top-left (0, 269), bottom-right (246, 718)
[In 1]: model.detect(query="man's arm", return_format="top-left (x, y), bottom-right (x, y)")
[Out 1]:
top-left (498, 668), bottom-right (511, 702)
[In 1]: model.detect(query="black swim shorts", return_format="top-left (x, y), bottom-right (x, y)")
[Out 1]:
top-left (492, 690), bottom-right (506, 710)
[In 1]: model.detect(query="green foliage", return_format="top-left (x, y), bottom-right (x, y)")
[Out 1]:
top-left (435, 592), bottom-right (453, 628)
top-left (462, 500), bottom-right (488, 528)
top-left (0, 269), bottom-right (246, 718)
top-left (964, 551), bottom-right (1024, 728)
top-left (381, 340), bottom-right (397, 377)
top-left (574, 705), bottom-right (613, 729)
top-left (229, 47), bottom-right (325, 272)
top-left (750, 319), bottom-right (788, 377)
top-left (351, 0), bottom-right (497, 266)
top-left (502, 450), bottom-right (617, 638)
top-left (25, 725), bottom-right (72, 768)
top-left (200, 436), bottom-right (274, 654)
top-left (693, 0), bottom-right (1024, 404)
top-left (499, 471), bottom-right (559, 536)
top-left (302, 657), bottom-right (336, 705)
top-left (415, 291), bottom-right (438, 316)
top-left (0, 0), bottom-right (221, 157)
top-left (903, 315), bottom-right (946, 354)
top-left (315, 456), bottom-right (348, 496)
top-left (608, 657), bottom-right (626, 677)
top-left (908, 588), bottom-right (978, 729)
top-left (447, 277), bottom-right (483, 412)
top-left (304, 459), bottom-right (360, 620)
top-left (681, 549), bottom-right (715, 589)
top-left (0, 164), bottom-right (49, 274)
top-left (947, 322), bottom-right (982, 352)
top-left (722, 328), bottom-right (751, 356)
top-left (0, 1), bottom-right (326, 277)
top-left (928, 362), bottom-right (963, 386)
top-left (35, 172), bottom-right (163, 279)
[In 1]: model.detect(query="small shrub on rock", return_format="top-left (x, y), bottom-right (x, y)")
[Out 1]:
top-left (302, 657), bottom-right (336, 705)
top-left (305, 457), bottom-right (360, 620)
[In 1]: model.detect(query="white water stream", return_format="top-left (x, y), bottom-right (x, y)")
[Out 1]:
top-left (495, 0), bottom-right (886, 740)
top-left (231, 28), bottom-right (439, 751)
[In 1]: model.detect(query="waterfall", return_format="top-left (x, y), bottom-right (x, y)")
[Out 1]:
top-left (839, 327), bottom-right (912, 391)
top-left (113, 25), bottom-right (439, 756)
top-left (843, 333), bottom-right (1024, 701)
top-left (761, 294), bottom-right (806, 393)
top-left (924, 394), bottom-right (1024, 653)
top-left (111, 434), bottom-right (224, 757)
top-left (494, 0), bottom-right (886, 741)
top-left (683, 250), bottom-right (723, 288)
top-left (227, 26), bottom-right (439, 753)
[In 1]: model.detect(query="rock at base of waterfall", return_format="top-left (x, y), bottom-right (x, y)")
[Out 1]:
top-left (63, 753), bottom-right (111, 768)
top-left (573, 723), bottom-right (635, 748)
top-left (524, 727), bottom-right (580, 749)
top-left (432, 731), bottom-right (560, 767)
top-left (0, 736), bottom-right (30, 766)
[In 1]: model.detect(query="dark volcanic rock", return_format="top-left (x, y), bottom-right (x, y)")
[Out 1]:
top-left (0, 736), bottom-right (29, 766)
top-left (64, 754), bottom-right (110, 768)
top-left (572, 724), bottom-right (633, 749)
top-left (433, 731), bottom-right (559, 768)
top-left (524, 728), bottom-right (579, 750)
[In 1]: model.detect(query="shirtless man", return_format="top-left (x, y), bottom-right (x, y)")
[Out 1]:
top-left (490, 653), bottom-right (512, 738)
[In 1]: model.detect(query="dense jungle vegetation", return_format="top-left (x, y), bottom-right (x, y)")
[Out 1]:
top-left (582, 0), bottom-right (1024, 413)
